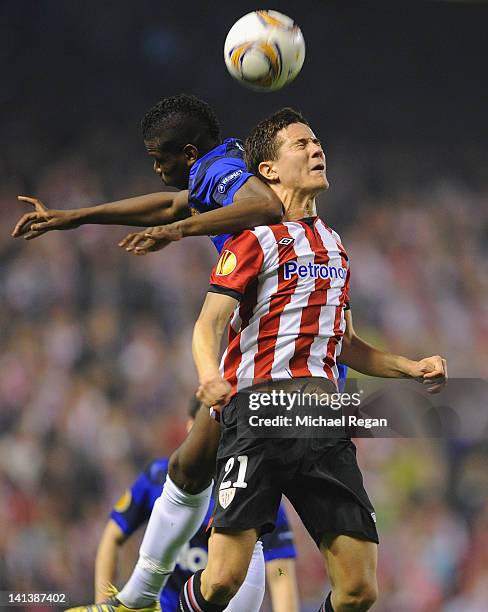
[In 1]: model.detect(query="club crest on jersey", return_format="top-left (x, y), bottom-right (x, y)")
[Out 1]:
top-left (219, 487), bottom-right (236, 509)
top-left (284, 260), bottom-right (346, 281)
top-left (216, 250), bottom-right (237, 276)
top-left (217, 169), bottom-right (243, 193)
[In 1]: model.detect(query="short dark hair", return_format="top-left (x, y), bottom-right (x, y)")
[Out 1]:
top-left (141, 94), bottom-right (221, 149)
top-left (188, 396), bottom-right (201, 419)
top-left (245, 107), bottom-right (309, 178)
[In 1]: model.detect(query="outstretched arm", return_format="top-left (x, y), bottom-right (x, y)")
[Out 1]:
top-left (192, 291), bottom-right (237, 409)
top-left (179, 176), bottom-right (283, 236)
top-left (132, 177), bottom-right (283, 254)
top-left (94, 520), bottom-right (127, 602)
top-left (340, 310), bottom-right (447, 393)
top-left (12, 190), bottom-right (190, 240)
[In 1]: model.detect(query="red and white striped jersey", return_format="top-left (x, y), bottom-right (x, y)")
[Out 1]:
top-left (209, 217), bottom-right (350, 396)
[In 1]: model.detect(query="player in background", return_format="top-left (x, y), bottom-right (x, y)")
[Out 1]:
top-left (95, 399), bottom-right (299, 612)
top-left (182, 108), bottom-right (448, 612)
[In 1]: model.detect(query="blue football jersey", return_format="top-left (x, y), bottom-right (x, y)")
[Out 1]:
top-left (110, 458), bottom-right (296, 612)
top-left (188, 138), bottom-right (254, 253)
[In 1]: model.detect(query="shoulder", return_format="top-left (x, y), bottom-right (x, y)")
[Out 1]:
top-left (222, 228), bottom-right (261, 249)
top-left (221, 225), bottom-right (280, 257)
top-left (316, 217), bottom-right (343, 243)
top-left (225, 222), bottom-right (296, 251)
top-left (192, 140), bottom-right (246, 183)
top-left (210, 229), bottom-right (269, 292)
top-left (215, 231), bottom-right (263, 271)
top-left (223, 138), bottom-right (246, 158)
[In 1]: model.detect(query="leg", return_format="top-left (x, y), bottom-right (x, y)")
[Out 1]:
top-left (320, 534), bottom-right (378, 612)
top-left (265, 557), bottom-right (300, 612)
top-left (118, 406), bottom-right (221, 608)
top-left (180, 528), bottom-right (258, 611)
top-left (203, 529), bottom-right (258, 604)
top-left (169, 404), bottom-right (222, 493)
top-left (179, 395), bottom-right (282, 611)
top-left (283, 439), bottom-right (379, 612)
top-left (224, 540), bottom-right (265, 612)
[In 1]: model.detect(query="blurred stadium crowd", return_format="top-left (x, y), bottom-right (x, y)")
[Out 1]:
top-left (0, 128), bottom-right (487, 612)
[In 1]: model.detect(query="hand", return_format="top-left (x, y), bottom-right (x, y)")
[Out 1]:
top-left (118, 227), bottom-right (170, 255)
top-left (408, 355), bottom-right (448, 394)
top-left (134, 223), bottom-right (184, 254)
top-left (12, 196), bottom-right (81, 239)
top-left (197, 375), bottom-right (232, 410)
top-left (118, 226), bottom-right (171, 255)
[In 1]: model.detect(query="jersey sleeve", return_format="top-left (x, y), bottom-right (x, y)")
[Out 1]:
top-left (209, 231), bottom-right (264, 300)
top-left (110, 465), bottom-right (163, 537)
top-left (261, 502), bottom-right (297, 562)
top-left (211, 158), bottom-right (254, 206)
top-left (190, 157), bottom-right (253, 211)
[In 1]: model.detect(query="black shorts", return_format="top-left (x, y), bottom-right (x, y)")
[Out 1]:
top-left (212, 393), bottom-right (379, 547)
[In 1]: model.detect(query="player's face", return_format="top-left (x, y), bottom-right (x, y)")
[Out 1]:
top-left (273, 123), bottom-right (328, 194)
top-left (145, 139), bottom-right (191, 190)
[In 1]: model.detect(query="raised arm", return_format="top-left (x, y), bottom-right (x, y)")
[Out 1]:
top-left (180, 176), bottom-right (283, 236)
top-left (132, 177), bottom-right (283, 254)
top-left (340, 310), bottom-right (447, 393)
top-left (192, 291), bottom-right (237, 409)
top-left (94, 519), bottom-right (127, 602)
top-left (12, 190), bottom-right (190, 240)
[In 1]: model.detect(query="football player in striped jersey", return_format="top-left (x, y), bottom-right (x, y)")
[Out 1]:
top-left (183, 108), bottom-right (447, 612)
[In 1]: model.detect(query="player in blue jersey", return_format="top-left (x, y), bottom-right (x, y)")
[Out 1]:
top-left (95, 403), bottom-right (299, 612)
top-left (12, 95), bottom-right (283, 249)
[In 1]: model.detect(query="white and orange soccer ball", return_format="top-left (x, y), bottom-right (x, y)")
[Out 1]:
top-left (224, 10), bottom-right (305, 92)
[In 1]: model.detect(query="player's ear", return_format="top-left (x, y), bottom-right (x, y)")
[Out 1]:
top-left (183, 144), bottom-right (199, 165)
top-left (258, 160), bottom-right (278, 182)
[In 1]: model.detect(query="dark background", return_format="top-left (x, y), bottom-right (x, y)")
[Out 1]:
top-left (2, 1), bottom-right (488, 184)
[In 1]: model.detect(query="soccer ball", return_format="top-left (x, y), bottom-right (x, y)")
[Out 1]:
top-left (224, 10), bottom-right (305, 92)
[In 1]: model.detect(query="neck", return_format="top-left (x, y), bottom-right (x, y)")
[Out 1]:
top-left (271, 185), bottom-right (318, 221)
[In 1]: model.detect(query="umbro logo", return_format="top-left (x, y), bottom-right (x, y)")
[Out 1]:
top-left (278, 237), bottom-right (294, 246)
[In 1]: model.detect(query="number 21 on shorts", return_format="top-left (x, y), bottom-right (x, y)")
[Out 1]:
top-left (219, 455), bottom-right (248, 490)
